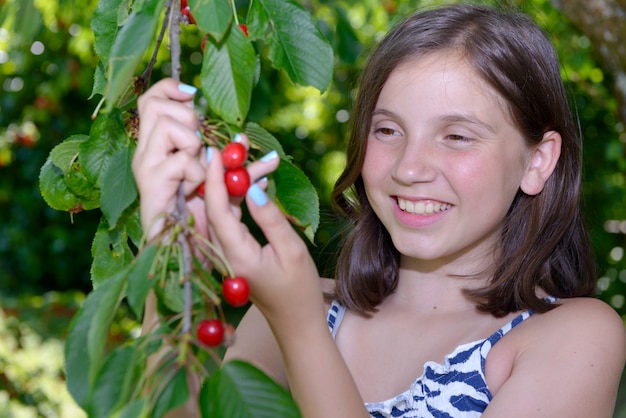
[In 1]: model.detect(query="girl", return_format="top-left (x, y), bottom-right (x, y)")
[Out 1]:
top-left (133, 3), bottom-right (626, 417)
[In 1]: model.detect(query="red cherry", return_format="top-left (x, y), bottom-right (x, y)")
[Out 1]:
top-left (196, 319), bottom-right (224, 347)
top-left (196, 182), bottom-right (205, 197)
top-left (222, 276), bottom-right (250, 307)
top-left (221, 142), bottom-right (247, 169)
top-left (239, 23), bottom-right (248, 37)
top-left (224, 167), bottom-right (250, 197)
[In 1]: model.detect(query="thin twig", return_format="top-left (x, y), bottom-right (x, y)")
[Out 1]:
top-left (168, 0), bottom-right (194, 335)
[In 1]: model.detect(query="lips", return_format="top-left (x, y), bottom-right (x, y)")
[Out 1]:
top-left (397, 197), bottom-right (452, 215)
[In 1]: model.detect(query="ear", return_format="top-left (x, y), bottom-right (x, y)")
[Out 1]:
top-left (520, 130), bottom-right (562, 196)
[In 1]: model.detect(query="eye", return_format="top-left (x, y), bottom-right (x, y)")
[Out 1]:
top-left (377, 127), bottom-right (398, 135)
top-left (446, 133), bottom-right (472, 142)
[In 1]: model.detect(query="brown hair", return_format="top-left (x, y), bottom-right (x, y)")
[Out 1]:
top-left (329, 3), bottom-right (596, 317)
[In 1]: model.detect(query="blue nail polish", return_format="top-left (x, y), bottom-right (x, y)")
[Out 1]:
top-left (178, 83), bottom-right (197, 95)
top-left (233, 133), bottom-right (243, 143)
top-left (196, 130), bottom-right (202, 138)
top-left (260, 150), bottom-right (278, 162)
top-left (248, 184), bottom-right (268, 206)
top-left (206, 146), bottom-right (213, 163)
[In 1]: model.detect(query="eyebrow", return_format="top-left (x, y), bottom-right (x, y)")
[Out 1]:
top-left (372, 109), bottom-right (496, 134)
top-left (439, 114), bottom-right (496, 134)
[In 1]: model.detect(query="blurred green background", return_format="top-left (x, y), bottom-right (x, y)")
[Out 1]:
top-left (1, 0), bottom-right (626, 416)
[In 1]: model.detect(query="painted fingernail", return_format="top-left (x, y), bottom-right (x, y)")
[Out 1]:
top-left (206, 146), bottom-right (213, 163)
top-left (248, 183), bottom-right (268, 206)
top-left (257, 176), bottom-right (268, 184)
top-left (233, 133), bottom-right (244, 143)
top-left (178, 83), bottom-right (197, 95)
top-left (196, 130), bottom-right (202, 138)
top-left (260, 150), bottom-right (278, 162)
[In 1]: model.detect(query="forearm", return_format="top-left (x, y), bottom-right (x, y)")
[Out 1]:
top-left (269, 318), bottom-right (369, 418)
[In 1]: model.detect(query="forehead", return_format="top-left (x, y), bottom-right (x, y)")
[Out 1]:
top-left (382, 51), bottom-right (509, 113)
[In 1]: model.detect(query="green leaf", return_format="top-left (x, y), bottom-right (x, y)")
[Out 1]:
top-left (153, 367), bottom-right (190, 418)
top-left (50, 135), bottom-right (88, 169)
top-left (244, 122), bottom-right (288, 160)
top-left (91, 218), bottom-right (135, 287)
top-left (64, 271), bottom-right (127, 411)
top-left (92, 0), bottom-right (124, 66)
top-left (113, 399), bottom-right (148, 418)
top-left (248, 0), bottom-right (333, 92)
top-left (39, 157), bottom-right (92, 213)
top-left (101, 145), bottom-right (138, 227)
top-left (104, 0), bottom-right (166, 111)
top-left (201, 22), bottom-right (256, 126)
top-left (80, 110), bottom-right (127, 186)
top-left (126, 243), bottom-right (158, 320)
top-left (201, 360), bottom-right (301, 417)
top-left (189, 0), bottom-right (232, 42)
top-left (39, 137), bottom-right (101, 214)
top-left (64, 161), bottom-right (101, 204)
top-left (274, 161), bottom-right (319, 243)
top-left (92, 344), bottom-right (144, 418)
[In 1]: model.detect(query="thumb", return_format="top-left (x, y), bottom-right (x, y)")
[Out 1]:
top-left (245, 184), bottom-right (305, 258)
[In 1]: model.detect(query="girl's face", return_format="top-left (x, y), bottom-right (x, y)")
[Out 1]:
top-left (362, 53), bottom-right (534, 271)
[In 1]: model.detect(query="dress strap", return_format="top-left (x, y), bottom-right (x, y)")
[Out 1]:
top-left (327, 300), bottom-right (346, 339)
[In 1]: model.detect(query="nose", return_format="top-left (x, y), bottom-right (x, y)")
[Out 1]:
top-left (392, 136), bottom-right (438, 185)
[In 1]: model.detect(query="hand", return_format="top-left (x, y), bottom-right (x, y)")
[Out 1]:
top-left (203, 146), bottom-right (326, 334)
top-left (132, 78), bottom-right (277, 242)
top-left (133, 78), bottom-right (205, 240)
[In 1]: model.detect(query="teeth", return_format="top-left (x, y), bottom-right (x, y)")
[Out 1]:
top-left (397, 197), bottom-right (450, 215)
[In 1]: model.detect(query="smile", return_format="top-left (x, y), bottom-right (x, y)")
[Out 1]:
top-left (397, 197), bottom-right (452, 215)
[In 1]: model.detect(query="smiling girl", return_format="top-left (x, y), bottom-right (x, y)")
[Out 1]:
top-left (133, 3), bottom-right (626, 417)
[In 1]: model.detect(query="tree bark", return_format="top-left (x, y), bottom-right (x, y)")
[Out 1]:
top-left (549, 0), bottom-right (626, 125)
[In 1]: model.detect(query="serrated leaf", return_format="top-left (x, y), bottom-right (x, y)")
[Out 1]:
top-left (152, 367), bottom-right (189, 418)
top-left (274, 161), bottom-right (319, 243)
top-left (101, 145), bottom-right (138, 227)
top-left (39, 157), bottom-right (100, 213)
top-left (244, 122), bottom-right (288, 160)
top-left (91, 218), bottom-right (135, 286)
top-left (92, 344), bottom-right (143, 418)
top-left (126, 243), bottom-right (157, 320)
top-left (201, 22), bottom-right (256, 126)
top-left (201, 360), bottom-right (300, 418)
top-left (104, 0), bottom-right (165, 111)
top-left (189, 0), bottom-right (232, 42)
top-left (80, 110), bottom-right (127, 186)
top-left (248, 0), bottom-right (333, 92)
top-left (64, 271), bottom-right (127, 411)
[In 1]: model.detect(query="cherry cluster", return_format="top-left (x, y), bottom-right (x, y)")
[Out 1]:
top-left (197, 141), bottom-right (250, 198)
top-left (197, 276), bottom-right (250, 346)
top-left (194, 142), bottom-right (252, 347)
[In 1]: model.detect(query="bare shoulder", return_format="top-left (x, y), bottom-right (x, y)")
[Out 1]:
top-left (485, 298), bottom-right (626, 417)
top-left (544, 297), bottom-right (625, 341)
top-left (528, 297), bottom-right (626, 362)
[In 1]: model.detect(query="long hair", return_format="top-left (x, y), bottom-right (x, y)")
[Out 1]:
top-left (329, 4), bottom-right (596, 317)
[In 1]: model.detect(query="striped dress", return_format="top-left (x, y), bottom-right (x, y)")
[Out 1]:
top-left (326, 301), bottom-right (535, 417)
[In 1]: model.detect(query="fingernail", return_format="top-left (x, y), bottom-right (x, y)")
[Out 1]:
top-left (233, 133), bottom-right (243, 143)
top-left (248, 183), bottom-right (268, 206)
top-left (196, 130), bottom-right (202, 138)
top-left (178, 83), bottom-right (197, 95)
top-left (260, 150), bottom-right (278, 162)
top-left (206, 146), bottom-right (213, 163)
top-left (257, 176), bottom-right (268, 184)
